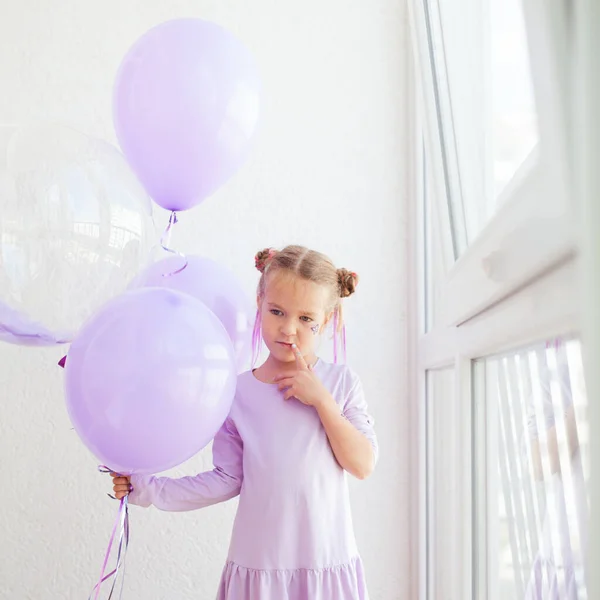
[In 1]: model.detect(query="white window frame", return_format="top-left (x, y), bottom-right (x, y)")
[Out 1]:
top-left (406, 0), bottom-right (599, 598)
top-left (573, 0), bottom-right (600, 597)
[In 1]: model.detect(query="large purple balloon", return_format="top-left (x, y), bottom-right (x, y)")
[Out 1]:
top-left (64, 288), bottom-right (237, 475)
top-left (130, 255), bottom-right (254, 372)
top-left (113, 19), bottom-right (261, 212)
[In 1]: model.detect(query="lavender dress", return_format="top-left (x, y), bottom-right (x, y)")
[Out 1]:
top-left (129, 359), bottom-right (378, 600)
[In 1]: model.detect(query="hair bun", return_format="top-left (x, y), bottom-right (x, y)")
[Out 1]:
top-left (337, 268), bottom-right (358, 298)
top-left (255, 248), bottom-right (276, 273)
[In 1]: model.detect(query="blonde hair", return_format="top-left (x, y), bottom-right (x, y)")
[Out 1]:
top-left (253, 245), bottom-right (358, 364)
top-left (255, 244), bottom-right (357, 312)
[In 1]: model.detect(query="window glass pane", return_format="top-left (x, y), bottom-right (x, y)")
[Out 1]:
top-left (477, 339), bottom-right (589, 599)
top-left (426, 0), bottom-right (539, 246)
top-left (490, 0), bottom-right (538, 197)
top-left (426, 369), bottom-right (459, 599)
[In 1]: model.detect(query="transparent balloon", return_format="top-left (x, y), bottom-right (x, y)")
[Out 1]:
top-left (0, 123), bottom-right (154, 344)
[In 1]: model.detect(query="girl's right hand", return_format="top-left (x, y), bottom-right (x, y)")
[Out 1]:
top-left (110, 472), bottom-right (132, 499)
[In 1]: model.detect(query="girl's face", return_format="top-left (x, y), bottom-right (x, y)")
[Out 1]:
top-left (259, 273), bottom-right (331, 365)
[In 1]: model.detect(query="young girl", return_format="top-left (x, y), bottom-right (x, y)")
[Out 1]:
top-left (112, 245), bottom-right (378, 599)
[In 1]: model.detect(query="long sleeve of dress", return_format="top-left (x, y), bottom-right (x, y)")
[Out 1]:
top-left (127, 417), bottom-right (243, 512)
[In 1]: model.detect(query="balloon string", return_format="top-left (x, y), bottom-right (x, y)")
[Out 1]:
top-left (88, 466), bottom-right (131, 600)
top-left (159, 211), bottom-right (188, 277)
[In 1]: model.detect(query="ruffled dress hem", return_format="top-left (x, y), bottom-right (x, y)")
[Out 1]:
top-left (216, 555), bottom-right (369, 600)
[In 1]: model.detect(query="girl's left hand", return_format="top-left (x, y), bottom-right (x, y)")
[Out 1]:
top-left (273, 345), bottom-right (333, 409)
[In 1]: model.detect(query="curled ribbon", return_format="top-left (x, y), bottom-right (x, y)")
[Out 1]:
top-left (160, 211), bottom-right (188, 277)
top-left (88, 466), bottom-right (131, 600)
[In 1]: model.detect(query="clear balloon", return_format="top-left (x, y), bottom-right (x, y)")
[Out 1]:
top-left (130, 255), bottom-right (254, 372)
top-left (64, 287), bottom-right (237, 475)
top-left (112, 18), bottom-right (262, 211)
top-left (0, 123), bottom-right (154, 344)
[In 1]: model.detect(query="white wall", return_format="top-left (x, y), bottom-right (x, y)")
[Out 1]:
top-left (0, 2), bottom-right (410, 598)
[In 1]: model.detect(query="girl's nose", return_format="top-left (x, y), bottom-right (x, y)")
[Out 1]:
top-left (280, 318), bottom-right (296, 337)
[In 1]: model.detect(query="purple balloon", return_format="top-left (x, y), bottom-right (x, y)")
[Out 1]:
top-left (64, 288), bottom-right (237, 475)
top-left (130, 255), bottom-right (254, 372)
top-left (113, 19), bottom-right (261, 212)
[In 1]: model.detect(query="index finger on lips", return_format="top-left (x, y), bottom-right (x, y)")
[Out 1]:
top-left (291, 344), bottom-right (309, 369)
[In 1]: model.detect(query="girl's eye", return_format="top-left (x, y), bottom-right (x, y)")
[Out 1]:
top-left (300, 316), bottom-right (313, 323)
top-left (270, 309), bottom-right (283, 317)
